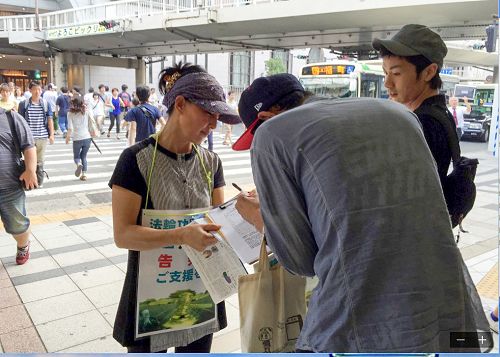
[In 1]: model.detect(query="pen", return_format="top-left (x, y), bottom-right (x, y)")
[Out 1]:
top-left (232, 183), bottom-right (243, 192)
top-left (219, 195), bottom-right (238, 209)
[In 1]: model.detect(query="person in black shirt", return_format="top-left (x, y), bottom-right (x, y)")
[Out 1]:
top-left (373, 24), bottom-right (455, 187)
top-left (108, 62), bottom-right (240, 353)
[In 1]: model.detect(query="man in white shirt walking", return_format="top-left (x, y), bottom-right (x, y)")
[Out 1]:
top-left (448, 96), bottom-right (471, 140)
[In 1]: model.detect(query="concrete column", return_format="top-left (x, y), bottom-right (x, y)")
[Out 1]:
top-left (51, 52), bottom-right (67, 89)
top-left (136, 58), bottom-right (146, 86)
top-left (67, 64), bottom-right (85, 91)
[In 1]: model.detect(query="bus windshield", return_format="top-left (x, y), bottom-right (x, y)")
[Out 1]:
top-left (299, 77), bottom-right (353, 97)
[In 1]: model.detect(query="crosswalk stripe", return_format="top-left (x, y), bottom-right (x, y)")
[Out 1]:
top-left (44, 148), bottom-right (249, 159)
top-left (30, 136), bottom-right (253, 199)
top-left (44, 150), bottom-right (125, 159)
top-left (37, 165), bottom-right (252, 185)
top-left (26, 168), bottom-right (254, 197)
top-left (44, 155), bottom-right (250, 166)
top-left (44, 157), bottom-right (123, 165)
top-left (26, 182), bottom-right (110, 197)
top-left (38, 172), bottom-right (113, 183)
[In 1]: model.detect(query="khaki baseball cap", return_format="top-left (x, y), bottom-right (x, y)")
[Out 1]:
top-left (372, 24), bottom-right (447, 67)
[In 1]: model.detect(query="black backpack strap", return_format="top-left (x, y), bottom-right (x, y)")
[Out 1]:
top-left (417, 104), bottom-right (461, 165)
top-left (138, 105), bottom-right (156, 127)
top-left (5, 110), bottom-right (22, 158)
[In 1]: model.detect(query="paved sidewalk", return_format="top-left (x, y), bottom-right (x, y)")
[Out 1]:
top-left (0, 180), bottom-right (498, 352)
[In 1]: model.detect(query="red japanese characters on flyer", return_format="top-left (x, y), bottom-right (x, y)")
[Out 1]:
top-left (136, 209), bottom-right (217, 339)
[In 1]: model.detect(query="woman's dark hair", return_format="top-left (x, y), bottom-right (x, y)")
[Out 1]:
top-left (379, 47), bottom-right (442, 90)
top-left (69, 96), bottom-right (86, 114)
top-left (158, 61), bottom-right (206, 115)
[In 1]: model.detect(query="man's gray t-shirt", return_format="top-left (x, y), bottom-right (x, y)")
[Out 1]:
top-left (251, 97), bottom-right (488, 352)
top-left (0, 110), bottom-right (34, 190)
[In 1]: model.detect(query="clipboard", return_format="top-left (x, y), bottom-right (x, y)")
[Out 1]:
top-left (205, 201), bottom-right (267, 264)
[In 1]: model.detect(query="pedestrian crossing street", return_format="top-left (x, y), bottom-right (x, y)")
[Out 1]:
top-left (26, 133), bottom-right (254, 200)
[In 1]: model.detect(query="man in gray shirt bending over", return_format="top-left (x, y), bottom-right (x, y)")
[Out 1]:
top-left (232, 74), bottom-right (490, 352)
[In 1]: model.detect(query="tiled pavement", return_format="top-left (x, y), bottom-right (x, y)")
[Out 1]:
top-left (0, 169), bottom-right (498, 353)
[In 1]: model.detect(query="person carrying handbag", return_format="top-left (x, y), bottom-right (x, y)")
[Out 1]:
top-left (65, 96), bottom-right (96, 181)
top-left (233, 73), bottom-right (490, 352)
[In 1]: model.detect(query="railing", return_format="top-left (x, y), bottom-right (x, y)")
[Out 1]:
top-left (0, 0), bottom-right (281, 32)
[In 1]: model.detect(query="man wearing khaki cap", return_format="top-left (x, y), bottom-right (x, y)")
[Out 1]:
top-left (372, 24), bottom-right (457, 188)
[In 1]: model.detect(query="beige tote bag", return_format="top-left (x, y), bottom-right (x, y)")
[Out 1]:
top-left (238, 238), bottom-right (307, 352)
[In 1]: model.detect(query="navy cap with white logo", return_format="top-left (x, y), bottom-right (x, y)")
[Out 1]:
top-left (233, 73), bottom-right (304, 151)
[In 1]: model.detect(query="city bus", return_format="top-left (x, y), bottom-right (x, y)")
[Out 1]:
top-left (298, 61), bottom-right (387, 99)
top-left (298, 60), bottom-right (460, 100)
top-left (454, 83), bottom-right (497, 142)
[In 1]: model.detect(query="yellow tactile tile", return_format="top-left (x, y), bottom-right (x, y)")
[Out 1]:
top-left (28, 215), bottom-right (50, 225)
top-left (65, 208), bottom-right (97, 219)
top-left (24, 205), bottom-right (113, 226)
top-left (90, 206), bottom-right (112, 215)
top-left (41, 212), bottom-right (75, 222)
top-left (477, 263), bottom-right (499, 301)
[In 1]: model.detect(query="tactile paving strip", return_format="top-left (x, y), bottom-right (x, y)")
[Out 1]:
top-left (477, 263), bottom-right (499, 300)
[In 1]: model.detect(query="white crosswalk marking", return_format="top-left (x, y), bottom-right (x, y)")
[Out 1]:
top-left (26, 135), bottom-right (254, 201)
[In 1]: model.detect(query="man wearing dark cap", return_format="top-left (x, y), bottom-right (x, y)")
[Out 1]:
top-left (372, 24), bottom-right (456, 187)
top-left (233, 73), bottom-right (489, 352)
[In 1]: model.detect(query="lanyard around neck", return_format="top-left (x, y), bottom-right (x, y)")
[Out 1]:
top-left (145, 136), bottom-right (212, 210)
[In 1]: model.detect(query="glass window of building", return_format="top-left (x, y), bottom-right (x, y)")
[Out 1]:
top-left (230, 51), bottom-right (252, 89)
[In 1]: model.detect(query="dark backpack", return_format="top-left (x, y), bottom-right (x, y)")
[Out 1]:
top-left (419, 104), bottom-right (478, 233)
top-left (5, 109), bottom-right (48, 188)
top-left (120, 92), bottom-right (131, 108)
top-left (5, 109), bottom-right (25, 174)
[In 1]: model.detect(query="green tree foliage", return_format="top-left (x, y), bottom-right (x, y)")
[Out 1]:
top-left (265, 58), bottom-right (286, 75)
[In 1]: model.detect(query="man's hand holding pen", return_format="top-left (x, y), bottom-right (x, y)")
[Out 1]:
top-left (234, 186), bottom-right (264, 234)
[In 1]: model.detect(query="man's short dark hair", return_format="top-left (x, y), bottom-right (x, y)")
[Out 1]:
top-left (88, 87), bottom-right (94, 93)
top-left (136, 85), bottom-right (150, 102)
top-left (98, 84), bottom-right (105, 90)
top-left (121, 84), bottom-right (128, 91)
top-left (273, 91), bottom-right (311, 112)
top-left (379, 47), bottom-right (443, 90)
top-left (105, 85), bottom-right (109, 91)
top-left (61, 86), bottom-right (68, 93)
top-left (29, 81), bottom-right (41, 89)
